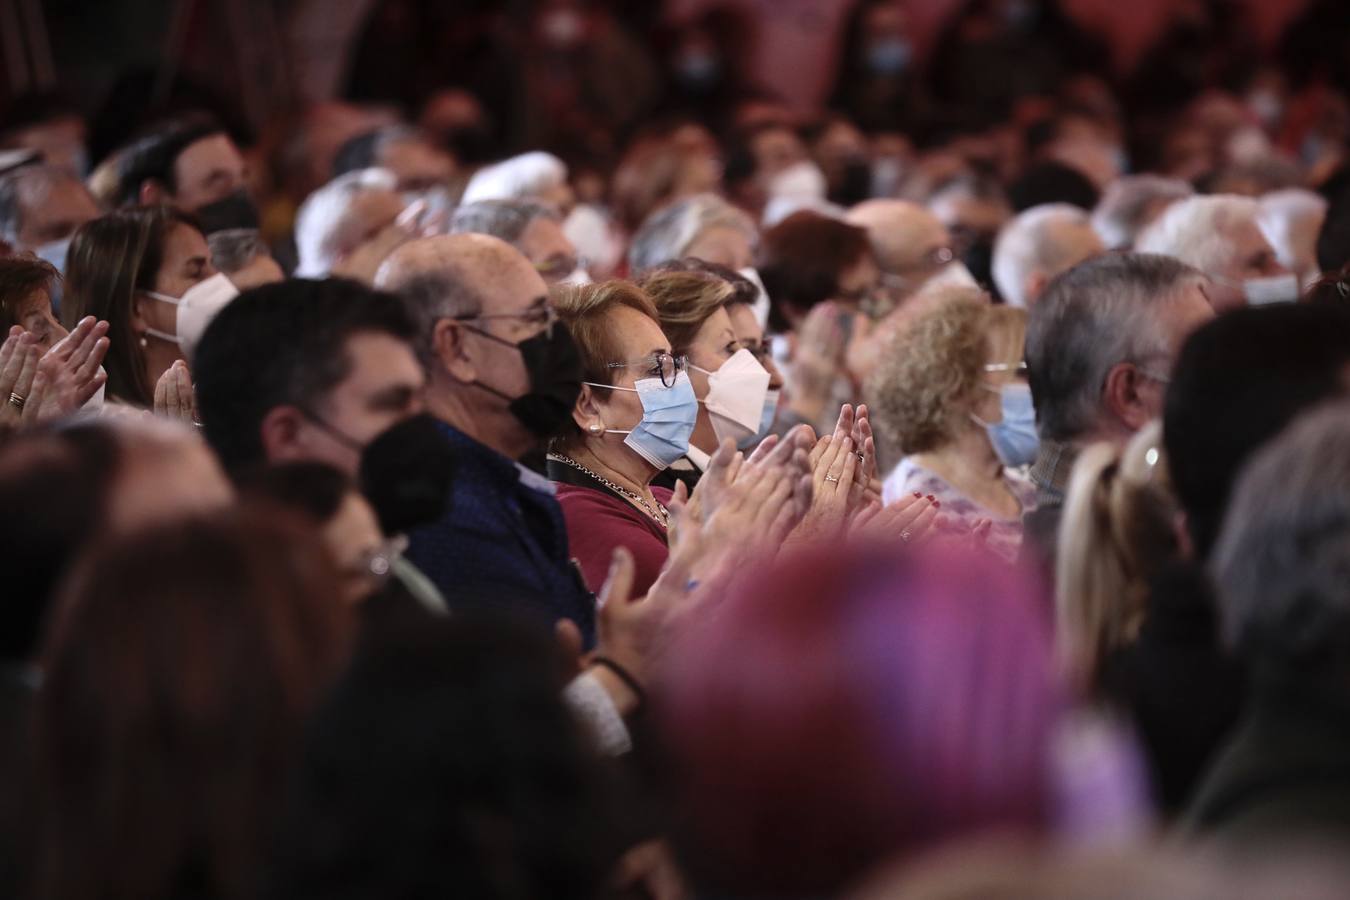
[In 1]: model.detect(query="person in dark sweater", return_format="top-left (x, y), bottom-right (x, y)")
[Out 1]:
top-left (1156, 301), bottom-right (1350, 822)
top-left (1183, 406), bottom-right (1350, 842)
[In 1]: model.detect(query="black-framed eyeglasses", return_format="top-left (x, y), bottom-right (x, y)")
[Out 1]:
top-left (453, 304), bottom-right (558, 337)
top-left (606, 352), bottom-right (688, 388)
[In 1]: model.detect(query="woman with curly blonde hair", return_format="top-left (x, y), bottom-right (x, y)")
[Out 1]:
top-left (866, 288), bottom-right (1034, 560)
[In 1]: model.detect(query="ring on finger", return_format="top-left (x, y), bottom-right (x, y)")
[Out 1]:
top-left (901, 531), bottom-right (912, 542)
top-left (824, 474), bottom-right (840, 483)
top-left (8, 392), bottom-right (24, 410)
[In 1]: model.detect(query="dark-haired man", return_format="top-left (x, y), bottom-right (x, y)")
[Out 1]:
top-left (115, 115), bottom-right (256, 233)
top-left (193, 277), bottom-right (425, 477)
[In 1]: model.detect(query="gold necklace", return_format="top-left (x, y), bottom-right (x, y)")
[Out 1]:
top-left (548, 452), bottom-right (669, 528)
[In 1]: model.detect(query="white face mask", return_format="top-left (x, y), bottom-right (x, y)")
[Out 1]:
top-left (692, 348), bottom-right (772, 445)
top-left (737, 266), bottom-right (771, 329)
top-left (767, 160), bottom-right (827, 202)
top-left (143, 273), bottom-right (240, 361)
top-left (924, 261), bottom-right (978, 291)
top-left (1243, 273), bottom-right (1301, 306)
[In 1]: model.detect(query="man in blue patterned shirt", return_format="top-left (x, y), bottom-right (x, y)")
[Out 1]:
top-left (377, 233), bottom-right (595, 644)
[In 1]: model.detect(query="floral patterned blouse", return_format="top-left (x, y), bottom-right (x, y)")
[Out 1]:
top-left (881, 457), bottom-right (1039, 562)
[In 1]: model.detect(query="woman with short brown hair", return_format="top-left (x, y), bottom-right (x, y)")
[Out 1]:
top-left (547, 280), bottom-right (694, 595)
top-left (640, 267), bottom-right (772, 491)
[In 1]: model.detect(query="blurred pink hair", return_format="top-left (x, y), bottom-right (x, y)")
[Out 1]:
top-left (659, 543), bottom-right (1061, 897)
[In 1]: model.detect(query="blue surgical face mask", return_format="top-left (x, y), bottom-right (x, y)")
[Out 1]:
top-left (739, 387), bottom-right (780, 450)
top-left (584, 371), bottom-right (699, 469)
top-left (866, 38), bottom-right (912, 75)
top-left (980, 382), bottom-right (1039, 468)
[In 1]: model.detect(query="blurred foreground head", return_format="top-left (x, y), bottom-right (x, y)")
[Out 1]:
top-left (0, 417), bottom-right (231, 663)
top-left (32, 510), bottom-right (353, 900)
top-left (266, 615), bottom-right (615, 900)
top-left (659, 544), bottom-right (1059, 898)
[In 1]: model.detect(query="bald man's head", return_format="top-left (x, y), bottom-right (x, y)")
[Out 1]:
top-left (846, 200), bottom-right (951, 276)
top-left (375, 233), bottom-right (548, 353)
top-left (374, 233), bottom-right (552, 456)
top-left (376, 233), bottom-right (541, 312)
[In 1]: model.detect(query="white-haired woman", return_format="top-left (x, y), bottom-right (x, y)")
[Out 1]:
top-left (629, 193), bottom-right (758, 274)
top-left (459, 151), bottom-right (574, 212)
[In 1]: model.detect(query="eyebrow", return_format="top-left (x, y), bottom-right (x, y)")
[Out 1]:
top-left (367, 382), bottom-right (420, 408)
top-left (527, 295), bottom-right (549, 309)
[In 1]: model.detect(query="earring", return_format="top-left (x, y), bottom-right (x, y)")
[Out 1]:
top-left (139, 333), bottom-right (148, 349)
top-left (588, 422), bottom-right (604, 435)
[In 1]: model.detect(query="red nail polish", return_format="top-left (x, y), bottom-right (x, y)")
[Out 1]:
top-left (913, 491), bottom-right (923, 499)
top-left (933, 500), bottom-right (941, 509)
top-left (926, 494), bottom-right (935, 502)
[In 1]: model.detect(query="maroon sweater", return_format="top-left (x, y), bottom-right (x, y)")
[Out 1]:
top-left (550, 477), bottom-right (673, 597)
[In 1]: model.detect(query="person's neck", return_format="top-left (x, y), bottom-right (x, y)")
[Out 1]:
top-left (913, 424), bottom-right (1003, 487)
top-left (566, 440), bottom-right (658, 498)
top-left (426, 380), bottom-right (533, 462)
top-left (1071, 417), bottom-right (1136, 452)
top-left (689, 408), bottom-right (718, 457)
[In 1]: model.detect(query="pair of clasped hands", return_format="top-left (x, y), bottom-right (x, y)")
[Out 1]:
top-left (571, 402), bottom-right (983, 709)
top-left (1, 319), bottom-right (204, 429)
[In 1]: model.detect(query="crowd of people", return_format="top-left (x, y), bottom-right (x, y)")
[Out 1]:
top-left (6, 0), bottom-right (1350, 896)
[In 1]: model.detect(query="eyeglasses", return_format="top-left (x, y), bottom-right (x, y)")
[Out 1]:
top-left (836, 284), bottom-right (880, 305)
top-left (534, 255), bottom-right (586, 281)
top-left (606, 352), bottom-right (688, 388)
top-left (454, 303), bottom-right (558, 337)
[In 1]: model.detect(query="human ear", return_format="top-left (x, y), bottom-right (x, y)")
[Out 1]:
top-left (573, 383), bottom-right (606, 433)
top-left (260, 405), bottom-right (309, 462)
top-left (434, 318), bottom-right (476, 384)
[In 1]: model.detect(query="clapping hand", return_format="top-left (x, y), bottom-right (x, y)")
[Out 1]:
top-left (0, 318), bottom-right (110, 428)
top-left (153, 359), bottom-right (197, 424)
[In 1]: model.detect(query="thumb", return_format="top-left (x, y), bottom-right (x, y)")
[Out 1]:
top-left (554, 620), bottom-right (585, 674)
top-left (598, 545), bottom-right (636, 610)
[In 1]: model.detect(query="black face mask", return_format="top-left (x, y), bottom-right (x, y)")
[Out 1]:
top-left (462, 323), bottom-right (583, 440)
top-left (359, 413), bottom-right (456, 535)
top-left (195, 189), bottom-right (260, 235)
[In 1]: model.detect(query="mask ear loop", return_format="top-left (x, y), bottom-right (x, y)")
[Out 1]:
top-left (580, 381), bottom-right (635, 435)
top-left (139, 290), bottom-right (181, 344)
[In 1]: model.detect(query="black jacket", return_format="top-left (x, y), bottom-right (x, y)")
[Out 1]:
top-left (1098, 563), bottom-right (1246, 815)
top-left (1182, 677), bottom-right (1350, 844)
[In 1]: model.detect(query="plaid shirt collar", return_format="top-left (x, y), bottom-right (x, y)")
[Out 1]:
top-left (1029, 439), bottom-right (1078, 505)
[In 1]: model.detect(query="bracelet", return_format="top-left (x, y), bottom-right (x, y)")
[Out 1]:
top-left (590, 656), bottom-right (646, 712)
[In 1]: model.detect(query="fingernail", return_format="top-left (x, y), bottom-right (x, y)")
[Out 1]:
top-left (933, 500), bottom-right (941, 509)
top-left (926, 495), bottom-right (935, 502)
top-left (913, 491), bottom-right (923, 499)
